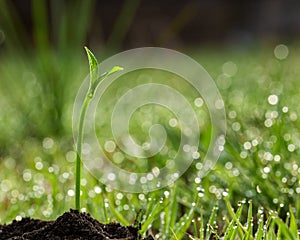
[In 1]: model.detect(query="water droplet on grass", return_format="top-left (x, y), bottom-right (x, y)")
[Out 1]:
top-left (274, 155), bottom-right (281, 162)
top-left (43, 137), bottom-right (54, 149)
top-left (252, 139), bottom-right (258, 146)
top-left (194, 177), bottom-right (201, 184)
top-left (243, 141), bottom-right (251, 150)
top-left (217, 74), bottom-right (232, 89)
top-left (164, 191), bottom-right (170, 198)
top-left (194, 97), bottom-right (204, 107)
top-left (198, 192), bottom-right (204, 198)
top-left (256, 185), bottom-right (262, 193)
top-left (138, 193), bottom-right (145, 201)
top-left (107, 173), bottom-right (116, 181)
top-left (88, 190), bottom-right (96, 198)
top-left (81, 178), bottom-right (87, 186)
top-left (232, 122), bottom-right (241, 131)
top-left (225, 162), bottom-right (233, 170)
top-left (222, 191), bottom-right (228, 197)
top-left (289, 112), bottom-right (297, 121)
top-left (196, 162), bottom-right (203, 170)
top-left (268, 94), bottom-right (279, 105)
top-left (104, 140), bottom-right (116, 153)
top-left (66, 151), bottom-right (76, 162)
top-left (282, 106), bottom-right (288, 113)
top-left (35, 161), bottom-right (43, 170)
top-left (263, 166), bottom-right (271, 173)
top-left (264, 119), bottom-right (273, 127)
top-left (274, 44), bottom-right (289, 60)
top-left (168, 118), bottom-right (178, 127)
top-left (287, 144), bottom-right (295, 152)
top-left (23, 170), bottom-right (32, 182)
top-left (232, 168), bottom-right (240, 176)
top-left (67, 189), bottom-right (75, 197)
top-left (94, 186), bottom-right (102, 194)
top-left (192, 151), bottom-right (200, 159)
top-left (215, 99), bottom-right (224, 109)
top-left (240, 151), bottom-right (247, 159)
top-left (222, 61), bottom-right (238, 77)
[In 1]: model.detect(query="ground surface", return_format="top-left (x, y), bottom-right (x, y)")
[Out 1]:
top-left (0, 209), bottom-right (153, 240)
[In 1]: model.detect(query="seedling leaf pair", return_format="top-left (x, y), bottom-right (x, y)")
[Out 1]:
top-left (84, 47), bottom-right (123, 98)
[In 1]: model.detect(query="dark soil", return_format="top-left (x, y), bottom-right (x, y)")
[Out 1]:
top-left (0, 209), bottom-right (153, 240)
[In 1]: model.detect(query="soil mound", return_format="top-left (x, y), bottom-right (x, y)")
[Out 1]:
top-left (0, 209), bottom-right (153, 240)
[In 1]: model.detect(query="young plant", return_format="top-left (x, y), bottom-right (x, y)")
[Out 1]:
top-left (75, 47), bottom-right (123, 210)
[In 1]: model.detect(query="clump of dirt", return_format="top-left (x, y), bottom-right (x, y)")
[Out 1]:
top-left (0, 209), bottom-right (153, 240)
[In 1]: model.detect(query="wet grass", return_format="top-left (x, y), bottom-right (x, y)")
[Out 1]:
top-left (0, 46), bottom-right (299, 239)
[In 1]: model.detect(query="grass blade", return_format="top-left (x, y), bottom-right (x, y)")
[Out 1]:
top-left (288, 206), bottom-right (298, 237)
top-left (173, 205), bottom-right (195, 239)
top-left (140, 198), bottom-right (169, 234)
top-left (205, 204), bottom-right (218, 240)
top-left (254, 208), bottom-right (264, 240)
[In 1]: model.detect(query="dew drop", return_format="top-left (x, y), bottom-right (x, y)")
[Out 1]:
top-left (94, 186), bottom-right (102, 194)
top-left (168, 118), bottom-right (178, 127)
top-left (232, 122), bottom-right (241, 131)
top-left (107, 173), bottom-right (116, 181)
top-left (104, 140), bottom-right (116, 153)
top-left (67, 189), bottom-right (75, 197)
top-left (263, 166), bottom-right (271, 173)
top-left (225, 162), bottom-right (233, 170)
top-left (256, 185), bottom-right (262, 193)
top-left (23, 170), bottom-right (32, 182)
top-left (43, 137), bottom-right (54, 149)
top-left (274, 44), bottom-right (289, 60)
top-left (268, 94), bottom-right (279, 105)
top-left (198, 192), bottom-right (204, 198)
top-left (282, 106), bottom-right (288, 113)
top-left (194, 97), bottom-right (204, 107)
top-left (195, 177), bottom-right (201, 184)
top-left (243, 141), bottom-right (251, 150)
top-left (222, 61), bottom-right (238, 77)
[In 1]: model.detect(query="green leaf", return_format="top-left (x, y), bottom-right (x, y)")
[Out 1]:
top-left (84, 46), bottom-right (99, 95)
top-left (289, 206), bottom-right (298, 237)
top-left (84, 47), bottom-right (123, 98)
top-left (174, 203), bottom-right (195, 239)
top-left (92, 65), bottom-right (123, 91)
top-left (274, 217), bottom-right (297, 240)
top-left (107, 65), bottom-right (124, 75)
top-left (107, 194), bottom-right (130, 226)
top-left (225, 199), bottom-right (247, 234)
top-left (243, 200), bottom-right (253, 240)
top-left (163, 186), bottom-right (178, 236)
top-left (140, 198), bottom-right (169, 234)
top-left (205, 205), bottom-right (218, 240)
top-left (255, 209), bottom-right (264, 240)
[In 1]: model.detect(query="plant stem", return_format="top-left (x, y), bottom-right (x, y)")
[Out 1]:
top-left (75, 94), bottom-right (92, 210)
top-left (75, 47), bottom-right (123, 211)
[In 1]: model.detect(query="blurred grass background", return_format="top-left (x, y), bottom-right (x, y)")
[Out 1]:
top-left (1, 0), bottom-right (300, 154)
top-left (0, 0), bottom-right (300, 235)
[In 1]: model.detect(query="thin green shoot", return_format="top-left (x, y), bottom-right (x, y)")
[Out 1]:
top-left (75, 47), bottom-right (123, 210)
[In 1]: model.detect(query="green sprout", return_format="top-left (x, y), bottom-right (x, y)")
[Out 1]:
top-left (75, 47), bottom-right (123, 210)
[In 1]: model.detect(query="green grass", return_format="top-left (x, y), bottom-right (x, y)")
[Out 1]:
top-left (0, 46), bottom-right (300, 239)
